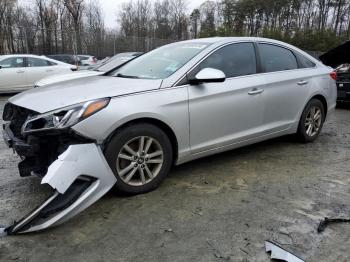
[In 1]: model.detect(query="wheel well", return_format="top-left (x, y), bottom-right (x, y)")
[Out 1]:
top-left (311, 95), bottom-right (328, 116)
top-left (104, 118), bottom-right (179, 164)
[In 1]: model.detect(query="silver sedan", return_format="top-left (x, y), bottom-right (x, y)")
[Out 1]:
top-left (2, 37), bottom-right (337, 234)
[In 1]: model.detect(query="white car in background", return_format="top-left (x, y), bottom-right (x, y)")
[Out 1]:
top-left (0, 54), bottom-right (76, 93)
top-left (35, 52), bottom-right (142, 87)
top-left (78, 55), bottom-right (97, 66)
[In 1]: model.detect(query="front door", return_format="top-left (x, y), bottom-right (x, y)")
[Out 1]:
top-left (26, 57), bottom-right (58, 85)
top-left (187, 42), bottom-right (266, 153)
top-left (0, 57), bottom-right (27, 92)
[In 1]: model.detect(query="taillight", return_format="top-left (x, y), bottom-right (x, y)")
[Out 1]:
top-left (330, 71), bottom-right (337, 80)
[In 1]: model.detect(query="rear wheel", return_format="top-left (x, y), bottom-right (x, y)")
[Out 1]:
top-left (105, 123), bottom-right (173, 194)
top-left (297, 99), bottom-right (325, 143)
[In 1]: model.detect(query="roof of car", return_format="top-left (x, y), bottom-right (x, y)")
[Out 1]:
top-left (172, 37), bottom-right (319, 63)
top-left (165, 37), bottom-right (305, 52)
top-left (0, 54), bottom-right (44, 58)
top-left (178, 37), bottom-right (289, 45)
top-left (0, 54), bottom-right (77, 67)
top-left (118, 52), bottom-right (143, 56)
top-left (47, 54), bottom-right (77, 57)
top-left (0, 54), bottom-right (59, 60)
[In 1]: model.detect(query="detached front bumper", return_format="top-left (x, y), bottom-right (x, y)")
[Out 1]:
top-left (3, 130), bottom-right (116, 234)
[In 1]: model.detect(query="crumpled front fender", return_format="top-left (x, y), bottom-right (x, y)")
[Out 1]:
top-left (5, 143), bottom-right (117, 235)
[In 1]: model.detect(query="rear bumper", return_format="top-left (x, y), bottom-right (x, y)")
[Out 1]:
top-left (4, 143), bottom-right (117, 235)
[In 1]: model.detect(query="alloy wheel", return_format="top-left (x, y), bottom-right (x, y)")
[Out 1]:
top-left (116, 136), bottom-right (164, 186)
top-left (305, 106), bottom-right (322, 137)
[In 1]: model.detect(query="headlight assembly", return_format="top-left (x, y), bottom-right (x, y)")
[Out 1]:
top-left (22, 98), bottom-right (110, 134)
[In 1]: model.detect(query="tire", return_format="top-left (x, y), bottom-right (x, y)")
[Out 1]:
top-left (297, 99), bottom-right (325, 143)
top-left (105, 123), bottom-right (173, 195)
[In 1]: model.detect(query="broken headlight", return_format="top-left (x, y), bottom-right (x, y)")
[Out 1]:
top-left (22, 98), bottom-right (110, 134)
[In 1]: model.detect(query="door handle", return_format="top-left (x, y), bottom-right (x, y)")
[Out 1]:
top-left (248, 88), bottom-right (264, 95)
top-left (46, 69), bottom-right (54, 72)
top-left (16, 70), bottom-right (25, 73)
top-left (297, 80), bottom-right (308, 85)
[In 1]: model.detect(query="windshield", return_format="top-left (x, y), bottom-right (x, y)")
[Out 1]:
top-left (113, 42), bottom-right (210, 79)
top-left (95, 53), bottom-right (140, 72)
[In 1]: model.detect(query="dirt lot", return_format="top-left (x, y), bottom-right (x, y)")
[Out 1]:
top-left (0, 95), bottom-right (349, 262)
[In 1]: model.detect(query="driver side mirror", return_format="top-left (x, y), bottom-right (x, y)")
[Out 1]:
top-left (188, 68), bottom-right (226, 85)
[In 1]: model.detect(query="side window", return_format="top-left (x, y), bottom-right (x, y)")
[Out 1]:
top-left (0, 57), bottom-right (25, 68)
top-left (295, 52), bottom-right (316, 68)
top-left (27, 57), bottom-right (52, 67)
top-left (79, 56), bottom-right (89, 60)
top-left (189, 43), bottom-right (257, 79)
top-left (63, 56), bottom-right (71, 62)
top-left (259, 44), bottom-right (298, 72)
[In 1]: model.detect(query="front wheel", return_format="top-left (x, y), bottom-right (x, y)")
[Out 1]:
top-left (297, 99), bottom-right (325, 143)
top-left (105, 123), bottom-right (173, 195)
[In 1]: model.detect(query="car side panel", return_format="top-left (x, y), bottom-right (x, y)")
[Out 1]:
top-left (72, 87), bottom-right (191, 162)
top-left (26, 65), bottom-right (71, 86)
top-left (188, 74), bottom-right (265, 154)
top-left (0, 67), bottom-right (28, 92)
top-left (288, 67), bottom-right (335, 132)
top-left (261, 68), bottom-right (315, 133)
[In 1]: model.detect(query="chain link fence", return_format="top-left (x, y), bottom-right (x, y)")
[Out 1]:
top-left (2, 26), bottom-right (324, 60)
top-left (1, 26), bottom-right (177, 58)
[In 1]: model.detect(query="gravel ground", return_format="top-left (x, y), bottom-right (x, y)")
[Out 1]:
top-left (0, 96), bottom-right (349, 262)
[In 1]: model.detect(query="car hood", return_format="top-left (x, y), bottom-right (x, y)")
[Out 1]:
top-left (319, 41), bottom-right (350, 68)
top-left (35, 70), bottom-right (103, 86)
top-left (9, 76), bottom-right (162, 113)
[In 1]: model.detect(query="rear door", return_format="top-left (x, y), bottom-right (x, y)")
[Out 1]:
top-left (257, 43), bottom-right (314, 132)
top-left (26, 57), bottom-right (61, 85)
top-left (187, 42), bottom-right (266, 153)
top-left (0, 57), bottom-right (28, 92)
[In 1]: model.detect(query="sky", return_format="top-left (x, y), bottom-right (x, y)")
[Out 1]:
top-left (19, 0), bottom-right (207, 29)
top-left (98, 0), bottom-right (207, 28)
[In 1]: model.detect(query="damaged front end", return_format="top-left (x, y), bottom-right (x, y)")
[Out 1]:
top-left (2, 102), bottom-right (116, 235)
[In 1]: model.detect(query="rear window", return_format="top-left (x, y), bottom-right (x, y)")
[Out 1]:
top-left (27, 57), bottom-right (54, 67)
top-left (295, 53), bottom-right (316, 68)
top-left (259, 44), bottom-right (298, 72)
top-left (79, 56), bottom-right (90, 60)
top-left (0, 57), bottom-right (25, 68)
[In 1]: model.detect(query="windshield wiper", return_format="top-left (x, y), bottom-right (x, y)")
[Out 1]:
top-left (116, 73), bottom-right (139, 79)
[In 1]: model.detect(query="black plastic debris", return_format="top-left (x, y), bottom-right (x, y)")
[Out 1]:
top-left (317, 217), bottom-right (350, 233)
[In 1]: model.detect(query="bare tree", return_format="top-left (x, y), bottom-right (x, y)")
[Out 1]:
top-left (169, 0), bottom-right (188, 39)
top-left (190, 8), bottom-right (200, 38)
top-left (63, 0), bottom-right (84, 54)
top-left (85, 0), bottom-right (105, 56)
top-left (2, 0), bottom-right (350, 56)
